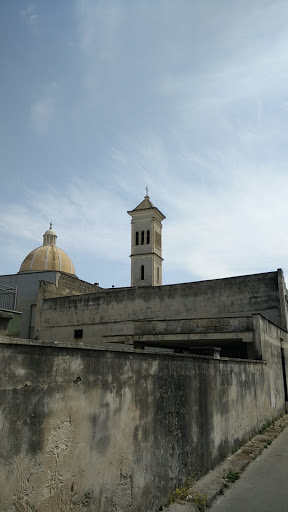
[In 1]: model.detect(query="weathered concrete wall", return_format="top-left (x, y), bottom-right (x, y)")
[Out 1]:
top-left (0, 310), bottom-right (13, 334)
top-left (0, 272), bottom-right (59, 338)
top-left (0, 272), bottom-right (99, 339)
top-left (40, 273), bottom-right (102, 300)
top-left (6, 311), bottom-right (22, 337)
top-left (253, 315), bottom-right (288, 402)
top-left (36, 270), bottom-right (288, 346)
top-left (1, 315), bottom-right (286, 512)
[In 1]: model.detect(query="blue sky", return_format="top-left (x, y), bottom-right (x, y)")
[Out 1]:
top-left (1, 0), bottom-right (288, 288)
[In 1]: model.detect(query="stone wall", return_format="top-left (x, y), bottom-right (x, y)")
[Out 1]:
top-left (1, 314), bottom-right (287, 512)
top-left (36, 270), bottom-right (288, 346)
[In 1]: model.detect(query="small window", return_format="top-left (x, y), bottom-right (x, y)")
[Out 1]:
top-left (141, 231), bottom-right (145, 245)
top-left (157, 266), bottom-right (160, 283)
top-left (74, 329), bottom-right (83, 339)
top-left (147, 230), bottom-right (150, 244)
top-left (135, 231), bottom-right (139, 245)
top-left (141, 265), bottom-right (145, 280)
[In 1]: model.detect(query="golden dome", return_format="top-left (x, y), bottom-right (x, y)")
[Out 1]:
top-left (19, 224), bottom-right (76, 275)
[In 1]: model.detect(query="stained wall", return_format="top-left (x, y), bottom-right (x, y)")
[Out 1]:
top-left (1, 314), bottom-right (287, 512)
top-left (36, 270), bottom-right (288, 346)
top-left (0, 272), bottom-right (100, 339)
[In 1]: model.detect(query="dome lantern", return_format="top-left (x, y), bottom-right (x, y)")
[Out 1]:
top-left (43, 222), bottom-right (57, 247)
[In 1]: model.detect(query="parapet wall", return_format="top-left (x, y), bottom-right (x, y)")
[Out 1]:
top-left (1, 315), bottom-right (287, 512)
top-left (36, 270), bottom-right (288, 345)
top-left (40, 272), bottom-right (101, 300)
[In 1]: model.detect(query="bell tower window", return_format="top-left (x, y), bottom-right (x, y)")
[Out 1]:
top-left (147, 230), bottom-right (150, 244)
top-left (135, 231), bottom-right (139, 245)
top-left (141, 265), bottom-right (145, 280)
top-left (141, 231), bottom-right (145, 245)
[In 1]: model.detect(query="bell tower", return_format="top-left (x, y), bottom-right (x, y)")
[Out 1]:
top-left (128, 189), bottom-right (165, 287)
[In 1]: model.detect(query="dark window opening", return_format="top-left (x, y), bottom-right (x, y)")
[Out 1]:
top-left (141, 231), bottom-right (144, 245)
top-left (141, 265), bottom-right (145, 280)
top-left (147, 230), bottom-right (150, 244)
top-left (135, 231), bottom-right (139, 245)
top-left (74, 329), bottom-right (83, 339)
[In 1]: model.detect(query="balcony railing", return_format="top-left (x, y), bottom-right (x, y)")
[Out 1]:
top-left (0, 284), bottom-right (17, 311)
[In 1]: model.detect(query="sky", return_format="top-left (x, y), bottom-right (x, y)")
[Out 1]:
top-left (1, 0), bottom-right (288, 288)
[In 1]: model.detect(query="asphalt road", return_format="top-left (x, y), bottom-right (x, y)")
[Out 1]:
top-left (209, 426), bottom-right (288, 512)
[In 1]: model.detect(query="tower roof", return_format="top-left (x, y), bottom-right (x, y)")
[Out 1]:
top-left (128, 192), bottom-right (166, 220)
top-left (133, 195), bottom-right (155, 211)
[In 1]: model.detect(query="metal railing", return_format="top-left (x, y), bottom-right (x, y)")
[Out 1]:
top-left (0, 284), bottom-right (17, 311)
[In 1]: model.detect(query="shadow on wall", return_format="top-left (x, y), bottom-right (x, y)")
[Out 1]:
top-left (0, 310), bottom-right (22, 337)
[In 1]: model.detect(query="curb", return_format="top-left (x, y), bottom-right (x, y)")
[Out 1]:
top-left (164, 414), bottom-right (288, 511)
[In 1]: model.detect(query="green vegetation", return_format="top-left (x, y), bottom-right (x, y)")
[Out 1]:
top-left (168, 485), bottom-right (189, 503)
top-left (189, 490), bottom-right (208, 511)
top-left (223, 469), bottom-right (240, 483)
top-left (259, 419), bottom-right (274, 434)
top-left (167, 478), bottom-right (207, 511)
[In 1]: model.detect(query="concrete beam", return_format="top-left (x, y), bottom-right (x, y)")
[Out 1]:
top-left (104, 331), bottom-right (254, 347)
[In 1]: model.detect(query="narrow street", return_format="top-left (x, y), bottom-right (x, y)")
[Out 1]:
top-left (209, 427), bottom-right (288, 512)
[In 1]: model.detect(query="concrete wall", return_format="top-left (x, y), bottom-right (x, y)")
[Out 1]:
top-left (1, 315), bottom-right (287, 512)
top-left (40, 272), bottom-right (102, 299)
top-left (254, 315), bottom-right (288, 404)
top-left (36, 270), bottom-right (288, 346)
top-left (0, 310), bottom-right (13, 334)
top-left (0, 272), bottom-right (59, 338)
top-left (0, 310), bottom-right (22, 337)
top-left (0, 272), bottom-right (99, 339)
top-left (6, 311), bottom-right (22, 337)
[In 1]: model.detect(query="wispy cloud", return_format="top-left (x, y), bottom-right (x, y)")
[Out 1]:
top-left (76, 0), bottom-right (123, 58)
top-left (30, 83), bottom-right (58, 134)
top-left (1, 161), bottom-right (288, 287)
top-left (0, 178), bottom-right (129, 262)
top-left (20, 4), bottom-right (39, 27)
top-left (106, 128), bottom-right (288, 283)
top-left (2, 0), bottom-right (288, 287)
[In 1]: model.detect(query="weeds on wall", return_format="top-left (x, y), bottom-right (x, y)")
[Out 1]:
top-left (166, 476), bottom-right (207, 511)
top-left (259, 419), bottom-right (274, 434)
top-left (223, 469), bottom-right (240, 484)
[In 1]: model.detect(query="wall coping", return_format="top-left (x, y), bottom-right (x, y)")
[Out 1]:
top-left (0, 334), bottom-right (266, 365)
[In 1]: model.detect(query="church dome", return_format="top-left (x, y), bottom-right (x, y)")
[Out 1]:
top-left (19, 224), bottom-right (76, 275)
